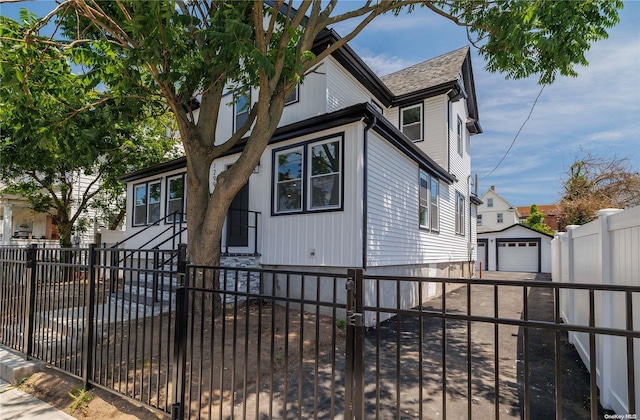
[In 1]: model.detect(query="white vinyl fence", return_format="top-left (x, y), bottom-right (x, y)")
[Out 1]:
top-left (552, 207), bottom-right (640, 415)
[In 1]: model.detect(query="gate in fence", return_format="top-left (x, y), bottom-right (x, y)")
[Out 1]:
top-left (1, 244), bottom-right (639, 419)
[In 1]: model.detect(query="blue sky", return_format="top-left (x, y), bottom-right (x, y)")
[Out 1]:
top-left (2, 1), bottom-right (639, 207)
top-left (331, 2), bottom-right (640, 207)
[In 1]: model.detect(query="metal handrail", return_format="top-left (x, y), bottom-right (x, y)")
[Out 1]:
top-left (223, 208), bottom-right (261, 255)
top-left (110, 211), bottom-right (186, 249)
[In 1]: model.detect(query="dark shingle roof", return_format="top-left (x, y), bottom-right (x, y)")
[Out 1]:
top-left (380, 47), bottom-right (469, 97)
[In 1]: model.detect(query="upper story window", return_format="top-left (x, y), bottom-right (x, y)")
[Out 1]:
top-left (419, 171), bottom-right (440, 231)
top-left (133, 180), bottom-right (161, 226)
top-left (487, 197), bottom-right (494, 208)
top-left (167, 174), bottom-right (186, 223)
top-left (285, 84), bottom-right (299, 106)
top-left (455, 191), bottom-right (465, 235)
top-left (400, 103), bottom-right (423, 142)
top-left (234, 91), bottom-right (251, 132)
top-left (273, 135), bottom-right (343, 215)
top-left (497, 213), bottom-right (504, 224)
top-left (477, 214), bottom-right (483, 226)
top-left (457, 116), bottom-right (464, 156)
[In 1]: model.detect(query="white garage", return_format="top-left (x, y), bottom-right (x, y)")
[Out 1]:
top-left (477, 224), bottom-right (553, 273)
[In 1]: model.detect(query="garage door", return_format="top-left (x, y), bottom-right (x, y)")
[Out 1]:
top-left (498, 240), bottom-right (538, 272)
top-left (476, 241), bottom-right (487, 271)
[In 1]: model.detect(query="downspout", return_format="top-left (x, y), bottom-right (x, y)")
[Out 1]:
top-left (467, 174), bottom-right (473, 278)
top-left (446, 97), bottom-right (452, 172)
top-left (362, 115), bottom-right (377, 270)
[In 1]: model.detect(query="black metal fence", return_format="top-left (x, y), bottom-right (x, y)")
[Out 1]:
top-left (1, 244), bottom-right (638, 420)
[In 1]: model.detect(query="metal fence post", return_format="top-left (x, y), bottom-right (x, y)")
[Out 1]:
top-left (172, 265), bottom-right (189, 420)
top-left (345, 268), bottom-right (365, 419)
top-left (24, 244), bottom-right (38, 357)
top-left (82, 244), bottom-right (97, 390)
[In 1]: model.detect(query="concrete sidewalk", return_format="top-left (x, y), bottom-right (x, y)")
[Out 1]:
top-left (0, 379), bottom-right (75, 419)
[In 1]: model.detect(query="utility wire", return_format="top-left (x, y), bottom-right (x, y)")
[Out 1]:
top-left (482, 84), bottom-right (546, 179)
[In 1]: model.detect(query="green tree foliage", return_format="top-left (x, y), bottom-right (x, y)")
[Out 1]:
top-left (2, 1), bottom-right (622, 272)
top-left (559, 152), bottom-right (640, 230)
top-left (522, 204), bottom-right (554, 235)
top-left (0, 13), bottom-right (179, 245)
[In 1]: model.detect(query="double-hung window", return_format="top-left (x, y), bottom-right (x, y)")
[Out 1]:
top-left (487, 198), bottom-right (494, 208)
top-left (275, 147), bottom-right (303, 212)
top-left (285, 84), bottom-right (299, 106)
top-left (167, 174), bottom-right (186, 222)
top-left (133, 180), bottom-right (161, 226)
top-left (477, 214), bottom-right (483, 226)
top-left (430, 177), bottom-right (439, 231)
top-left (274, 135), bottom-right (343, 214)
top-left (400, 103), bottom-right (423, 142)
top-left (419, 172), bottom-right (429, 228)
top-left (234, 91), bottom-right (251, 132)
top-left (418, 171), bottom-right (440, 231)
top-left (497, 213), bottom-right (504, 224)
top-left (457, 116), bottom-right (464, 156)
top-left (455, 191), bottom-right (465, 235)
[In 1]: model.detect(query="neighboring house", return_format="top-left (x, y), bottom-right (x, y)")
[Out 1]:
top-left (517, 204), bottom-right (560, 231)
top-left (0, 173), bottom-right (104, 247)
top-left (476, 186), bottom-right (520, 233)
top-left (120, 29), bottom-right (483, 285)
top-left (477, 224), bottom-right (553, 273)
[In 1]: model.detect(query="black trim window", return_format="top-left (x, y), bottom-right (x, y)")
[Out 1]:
top-left (400, 103), bottom-right (423, 142)
top-left (418, 171), bottom-right (440, 231)
top-left (275, 147), bottom-right (303, 212)
top-left (167, 174), bottom-right (186, 223)
top-left (455, 191), bottom-right (465, 235)
top-left (430, 177), bottom-right (439, 231)
top-left (419, 172), bottom-right (429, 228)
top-left (285, 84), bottom-right (299, 106)
top-left (234, 91), bottom-right (250, 132)
top-left (133, 180), bottom-right (161, 226)
top-left (273, 135), bottom-right (343, 214)
top-left (457, 116), bottom-right (464, 156)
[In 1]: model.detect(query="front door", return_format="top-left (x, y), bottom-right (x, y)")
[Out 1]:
top-left (227, 182), bottom-right (249, 247)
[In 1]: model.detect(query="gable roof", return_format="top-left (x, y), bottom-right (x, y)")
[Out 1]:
top-left (381, 47), bottom-right (468, 97)
top-left (479, 188), bottom-right (519, 212)
top-left (313, 30), bottom-right (481, 134)
top-left (477, 223), bottom-right (554, 238)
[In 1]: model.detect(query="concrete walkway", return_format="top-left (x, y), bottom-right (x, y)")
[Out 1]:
top-left (0, 379), bottom-right (75, 419)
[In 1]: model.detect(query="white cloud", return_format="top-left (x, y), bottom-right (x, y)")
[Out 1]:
top-left (359, 53), bottom-right (413, 76)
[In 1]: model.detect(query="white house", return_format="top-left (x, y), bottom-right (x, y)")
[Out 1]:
top-left (0, 173), bottom-right (103, 247)
top-left (120, 29), bottom-right (483, 282)
top-left (475, 186), bottom-right (553, 273)
top-left (476, 186), bottom-right (520, 233)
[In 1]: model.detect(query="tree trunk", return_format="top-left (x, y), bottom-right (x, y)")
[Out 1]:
top-left (109, 207), bottom-right (126, 231)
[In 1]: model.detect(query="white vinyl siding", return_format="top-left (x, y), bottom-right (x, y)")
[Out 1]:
top-left (398, 96), bottom-right (448, 169)
top-left (260, 123), bottom-right (362, 267)
top-left (367, 133), bottom-right (469, 266)
top-left (326, 57), bottom-right (374, 113)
